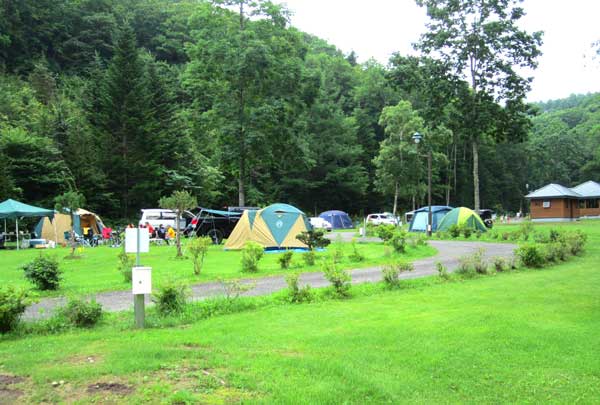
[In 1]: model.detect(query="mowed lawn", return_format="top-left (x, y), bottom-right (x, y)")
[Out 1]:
top-left (0, 222), bottom-right (599, 403)
top-left (0, 234), bottom-right (436, 297)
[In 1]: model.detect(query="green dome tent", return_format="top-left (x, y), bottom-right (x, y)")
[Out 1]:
top-left (437, 207), bottom-right (487, 232)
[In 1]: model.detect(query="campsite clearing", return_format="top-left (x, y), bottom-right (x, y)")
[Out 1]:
top-left (0, 221), bottom-right (598, 403)
top-left (0, 236), bottom-right (436, 298)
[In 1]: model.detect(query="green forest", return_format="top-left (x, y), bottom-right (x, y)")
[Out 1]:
top-left (1, 0), bottom-right (599, 222)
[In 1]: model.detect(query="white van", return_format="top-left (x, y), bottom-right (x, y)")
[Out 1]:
top-left (139, 209), bottom-right (189, 230)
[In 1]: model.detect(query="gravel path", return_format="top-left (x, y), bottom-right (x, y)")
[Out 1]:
top-left (24, 240), bottom-right (516, 320)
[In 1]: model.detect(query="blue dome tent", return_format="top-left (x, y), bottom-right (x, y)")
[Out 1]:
top-left (319, 210), bottom-right (353, 229)
top-left (408, 206), bottom-right (453, 232)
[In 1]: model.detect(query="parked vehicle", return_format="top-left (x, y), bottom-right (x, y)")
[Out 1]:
top-left (183, 207), bottom-right (252, 244)
top-left (309, 217), bottom-right (332, 231)
top-left (366, 213), bottom-right (398, 226)
top-left (477, 209), bottom-right (495, 228)
top-left (139, 209), bottom-right (193, 231)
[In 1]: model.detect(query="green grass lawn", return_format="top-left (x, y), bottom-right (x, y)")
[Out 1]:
top-left (0, 239), bottom-right (436, 297)
top-left (0, 221), bottom-right (598, 403)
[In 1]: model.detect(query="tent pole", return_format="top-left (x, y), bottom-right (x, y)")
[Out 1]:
top-left (16, 217), bottom-right (19, 251)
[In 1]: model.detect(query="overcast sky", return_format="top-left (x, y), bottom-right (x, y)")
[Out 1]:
top-left (276, 0), bottom-right (600, 102)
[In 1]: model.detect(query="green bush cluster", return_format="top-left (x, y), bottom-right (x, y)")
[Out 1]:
top-left (516, 244), bottom-right (547, 268)
top-left (152, 281), bottom-right (189, 316)
top-left (382, 261), bottom-right (414, 288)
top-left (349, 240), bottom-right (365, 262)
top-left (322, 260), bottom-right (351, 298)
top-left (303, 250), bottom-right (316, 266)
top-left (22, 254), bottom-right (62, 290)
top-left (456, 249), bottom-right (488, 277)
top-left (374, 224), bottom-right (396, 242)
top-left (60, 297), bottom-right (103, 327)
top-left (117, 249), bottom-right (134, 282)
top-left (296, 230), bottom-right (330, 250)
top-left (241, 241), bottom-right (264, 272)
top-left (0, 287), bottom-right (35, 333)
top-left (515, 230), bottom-right (587, 269)
top-left (189, 236), bottom-right (212, 275)
top-left (388, 229), bottom-right (407, 253)
top-left (278, 251), bottom-right (294, 269)
top-left (285, 273), bottom-right (313, 303)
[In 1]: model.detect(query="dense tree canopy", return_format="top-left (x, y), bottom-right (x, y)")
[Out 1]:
top-left (0, 0), bottom-right (597, 224)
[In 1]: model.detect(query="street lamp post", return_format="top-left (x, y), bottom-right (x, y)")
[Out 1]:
top-left (412, 132), bottom-right (433, 237)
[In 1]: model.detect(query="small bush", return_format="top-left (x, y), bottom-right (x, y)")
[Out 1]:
top-left (375, 224), bottom-right (396, 242)
top-left (560, 231), bottom-right (587, 256)
top-left (448, 225), bottom-right (461, 238)
top-left (152, 281), bottom-right (189, 316)
top-left (0, 287), bottom-right (35, 333)
top-left (501, 232), bottom-right (510, 241)
top-left (472, 249), bottom-right (488, 274)
top-left (388, 229), bottom-right (407, 253)
top-left (60, 297), bottom-right (103, 327)
top-left (296, 230), bottom-right (331, 250)
top-left (218, 278), bottom-right (255, 301)
top-left (189, 236), bottom-right (212, 275)
top-left (408, 234), bottom-right (428, 248)
top-left (349, 240), bottom-right (365, 262)
top-left (436, 261), bottom-right (450, 280)
top-left (519, 221), bottom-right (534, 240)
top-left (303, 251), bottom-right (316, 266)
top-left (241, 241), bottom-right (264, 272)
top-left (382, 261), bottom-right (414, 288)
top-left (516, 244), bottom-right (546, 268)
top-left (475, 230), bottom-right (483, 239)
top-left (117, 249), bottom-right (134, 282)
top-left (285, 273), bottom-right (313, 303)
top-left (462, 227), bottom-right (472, 238)
top-left (456, 256), bottom-right (476, 278)
top-left (22, 254), bottom-right (62, 290)
top-left (549, 229), bottom-right (562, 242)
top-left (322, 260), bottom-right (351, 297)
top-left (278, 251), bottom-right (294, 269)
top-left (492, 256), bottom-right (507, 272)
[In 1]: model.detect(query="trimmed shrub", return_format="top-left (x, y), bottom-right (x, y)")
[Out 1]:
top-left (117, 249), bottom-right (134, 282)
top-left (501, 232), bottom-right (510, 241)
top-left (278, 251), bottom-right (294, 269)
top-left (322, 260), bottom-right (351, 297)
top-left (382, 261), bottom-right (414, 288)
top-left (519, 221), bottom-right (534, 240)
top-left (462, 227), bottom-right (472, 238)
top-left (448, 225), bottom-right (461, 238)
top-left (241, 241), bottom-right (264, 273)
top-left (456, 256), bottom-right (476, 278)
top-left (0, 287), bottom-right (34, 333)
top-left (296, 230), bottom-right (331, 250)
top-left (560, 231), bottom-right (587, 256)
top-left (492, 256), bottom-right (507, 272)
top-left (472, 249), bottom-right (488, 274)
top-left (285, 273), bottom-right (313, 303)
top-left (303, 251), bottom-right (316, 266)
top-left (436, 261), bottom-right (450, 280)
top-left (408, 234), bottom-right (428, 248)
top-left (516, 244), bottom-right (546, 268)
top-left (349, 240), bottom-right (365, 262)
top-left (375, 224), bottom-right (396, 242)
top-left (60, 297), bottom-right (103, 327)
top-left (152, 281), bottom-right (189, 316)
top-left (22, 254), bottom-right (62, 290)
top-left (189, 236), bottom-right (212, 275)
top-left (549, 229), bottom-right (562, 242)
top-left (388, 229), bottom-right (407, 253)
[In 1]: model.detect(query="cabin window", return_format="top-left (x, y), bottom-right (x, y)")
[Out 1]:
top-left (542, 200), bottom-right (550, 208)
top-left (579, 200), bottom-right (586, 209)
top-left (586, 199), bottom-right (599, 209)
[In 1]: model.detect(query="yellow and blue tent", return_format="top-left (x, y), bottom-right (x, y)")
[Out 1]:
top-left (224, 203), bottom-right (312, 250)
top-left (437, 207), bottom-right (487, 232)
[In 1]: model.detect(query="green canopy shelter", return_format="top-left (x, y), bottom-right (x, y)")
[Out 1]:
top-left (0, 199), bottom-right (54, 250)
top-left (437, 207), bottom-right (487, 233)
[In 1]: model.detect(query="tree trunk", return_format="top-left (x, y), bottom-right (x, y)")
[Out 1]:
top-left (473, 140), bottom-right (480, 211)
top-left (392, 181), bottom-right (399, 216)
top-left (237, 1), bottom-right (246, 208)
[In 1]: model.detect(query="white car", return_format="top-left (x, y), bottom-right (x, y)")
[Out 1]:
top-left (139, 209), bottom-right (191, 230)
top-left (366, 213), bottom-right (398, 226)
top-left (309, 217), bottom-right (333, 231)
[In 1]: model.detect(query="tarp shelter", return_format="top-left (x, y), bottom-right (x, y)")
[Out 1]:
top-left (0, 199), bottom-right (54, 250)
top-left (319, 210), bottom-right (353, 229)
top-left (408, 206), bottom-right (453, 232)
top-left (437, 207), bottom-right (487, 233)
top-left (224, 203), bottom-right (312, 250)
top-left (35, 209), bottom-right (105, 244)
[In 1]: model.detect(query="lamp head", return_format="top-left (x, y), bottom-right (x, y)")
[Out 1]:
top-left (412, 132), bottom-right (423, 144)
